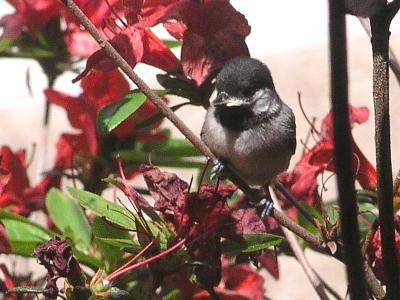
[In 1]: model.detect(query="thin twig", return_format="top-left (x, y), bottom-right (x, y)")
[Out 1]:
top-left (365, 265), bottom-right (385, 299)
top-left (370, 4), bottom-right (400, 298)
top-left (271, 189), bottom-right (330, 300)
top-left (316, 273), bottom-right (344, 300)
top-left (273, 180), bottom-right (319, 227)
top-left (328, 1), bottom-right (367, 299)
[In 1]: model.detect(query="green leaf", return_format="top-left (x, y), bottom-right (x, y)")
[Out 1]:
top-left (0, 210), bottom-right (55, 256)
top-left (97, 90), bottom-right (167, 133)
top-left (163, 289), bottom-right (183, 300)
top-left (68, 188), bottom-right (136, 230)
top-left (220, 233), bottom-right (284, 253)
top-left (96, 237), bottom-right (140, 249)
top-left (162, 39), bottom-right (182, 49)
top-left (142, 139), bottom-right (202, 157)
top-left (0, 39), bottom-right (15, 53)
top-left (136, 102), bottom-right (189, 129)
top-left (73, 248), bottom-right (103, 269)
top-left (92, 217), bottom-right (133, 265)
top-left (46, 188), bottom-right (91, 250)
top-left (297, 204), bottom-right (322, 237)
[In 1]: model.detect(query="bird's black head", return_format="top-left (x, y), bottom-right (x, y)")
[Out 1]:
top-left (215, 57), bottom-right (275, 100)
top-left (212, 57), bottom-right (280, 131)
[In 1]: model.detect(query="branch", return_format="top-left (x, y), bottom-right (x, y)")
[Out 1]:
top-left (271, 189), bottom-right (330, 300)
top-left (61, 0), bottom-right (383, 296)
top-left (328, 1), bottom-right (367, 299)
top-left (60, 0), bottom-right (321, 250)
top-left (386, 0), bottom-right (400, 22)
top-left (358, 18), bottom-right (400, 84)
top-left (370, 6), bottom-right (400, 298)
top-left (273, 180), bottom-right (318, 227)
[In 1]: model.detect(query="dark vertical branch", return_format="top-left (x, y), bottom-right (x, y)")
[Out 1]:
top-left (328, 1), bottom-right (367, 299)
top-left (370, 7), bottom-right (400, 299)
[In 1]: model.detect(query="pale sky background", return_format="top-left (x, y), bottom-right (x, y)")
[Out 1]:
top-left (1, 1), bottom-right (400, 109)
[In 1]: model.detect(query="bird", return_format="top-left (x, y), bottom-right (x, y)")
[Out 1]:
top-left (200, 57), bottom-right (296, 216)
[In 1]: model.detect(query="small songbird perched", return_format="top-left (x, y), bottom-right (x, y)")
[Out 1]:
top-left (201, 57), bottom-right (296, 215)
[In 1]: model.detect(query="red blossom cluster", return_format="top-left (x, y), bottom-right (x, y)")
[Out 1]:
top-left (366, 215), bottom-right (400, 283)
top-left (277, 105), bottom-right (377, 218)
top-left (1, 0), bottom-right (250, 86)
top-left (0, 146), bottom-right (57, 216)
top-left (134, 165), bottom-right (266, 299)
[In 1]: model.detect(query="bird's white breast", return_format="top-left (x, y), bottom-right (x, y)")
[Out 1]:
top-left (201, 106), bottom-right (293, 186)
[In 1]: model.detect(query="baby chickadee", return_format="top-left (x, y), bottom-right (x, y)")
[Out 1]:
top-left (201, 57), bottom-right (296, 215)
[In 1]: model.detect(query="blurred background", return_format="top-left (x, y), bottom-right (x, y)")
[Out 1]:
top-left (2, 1), bottom-right (400, 299)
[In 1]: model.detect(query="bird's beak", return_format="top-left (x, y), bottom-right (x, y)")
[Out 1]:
top-left (213, 94), bottom-right (248, 107)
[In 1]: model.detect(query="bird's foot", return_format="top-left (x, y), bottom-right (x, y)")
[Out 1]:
top-left (210, 158), bottom-right (227, 181)
top-left (255, 196), bottom-right (274, 218)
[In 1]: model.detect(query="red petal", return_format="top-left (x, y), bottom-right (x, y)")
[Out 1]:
top-left (0, 225), bottom-right (11, 254)
top-left (0, 146), bottom-right (30, 203)
top-left (141, 29), bottom-right (180, 72)
top-left (0, 168), bottom-right (11, 195)
top-left (54, 131), bottom-right (97, 170)
top-left (221, 263), bottom-right (265, 300)
top-left (81, 69), bottom-right (130, 109)
top-left (259, 251), bottom-right (279, 279)
top-left (64, 27), bottom-right (100, 58)
top-left (73, 27), bottom-right (144, 82)
top-left (320, 105), bottom-right (370, 139)
top-left (121, 0), bottom-right (144, 24)
top-left (45, 89), bottom-right (87, 129)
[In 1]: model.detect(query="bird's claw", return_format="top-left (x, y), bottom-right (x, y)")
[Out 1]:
top-left (256, 197), bottom-right (274, 218)
top-left (210, 158), bottom-right (226, 181)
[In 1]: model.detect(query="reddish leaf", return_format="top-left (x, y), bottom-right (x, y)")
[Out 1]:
top-left (140, 164), bottom-right (188, 218)
top-left (157, 0), bottom-right (250, 85)
top-left (259, 250), bottom-right (279, 279)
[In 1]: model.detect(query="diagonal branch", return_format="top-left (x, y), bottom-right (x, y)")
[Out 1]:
top-left (270, 189), bottom-right (330, 300)
top-left (60, 0), bottom-right (320, 248)
top-left (61, 0), bottom-right (383, 297)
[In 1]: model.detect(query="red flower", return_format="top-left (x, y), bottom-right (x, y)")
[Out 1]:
top-left (46, 70), bottom-right (127, 168)
top-left (0, 0), bottom-right (61, 39)
top-left (73, 0), bottom-right (180, 83)
top-left (140, 165), bottom-right (270, 291)
top-left (0, 146), bottom-right (54, 216)
top-left (157, 0), bottom-right (251, 85)
top-left (366, 215), bottom-right (400, 282)
top-left (46, 69), bottom-right (165, 185)
top-left (277, 105), bottom-right (376, 211)
top-left (192, 259), bottom-right (265, 300)
top-left (62, 0), bottom-right (121, 57)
